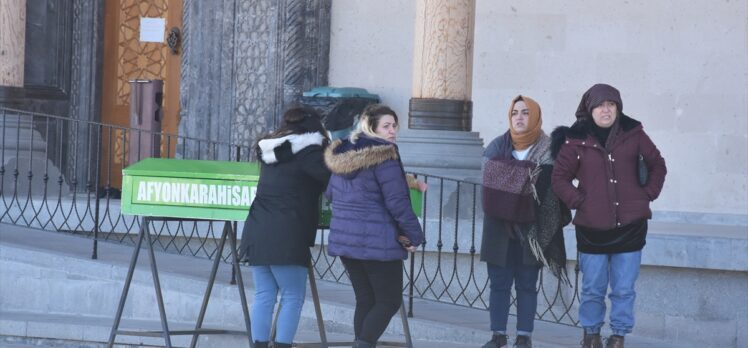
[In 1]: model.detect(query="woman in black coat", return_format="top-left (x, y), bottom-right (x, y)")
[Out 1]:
top-left (238, 107), bottom-right (331, 348)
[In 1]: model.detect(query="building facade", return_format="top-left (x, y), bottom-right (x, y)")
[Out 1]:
top-left (1, 1), bottom-right (747, 346)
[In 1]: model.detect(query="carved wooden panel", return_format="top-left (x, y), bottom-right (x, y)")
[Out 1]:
top-left (231, 0), bottom-right (276, 149)
top-left (178, 0), bottom-right (329, 160)
top-left (228, 0), bottom-right (330, 151)
top-left (115, 0), bottom-right (170, 106)
top-left (24, 0), bottom-right (73, 91)
top-left (101, 0), bottom-right (182, 189)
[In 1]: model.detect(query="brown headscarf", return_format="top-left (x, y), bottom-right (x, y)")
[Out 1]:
top-left (508, 95), bottom-right (542, 150)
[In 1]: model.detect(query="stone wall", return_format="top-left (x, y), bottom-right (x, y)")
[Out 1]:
top-left (329, 0), bottom-right (416, 130)
top-left (328, 0), bottom-right (748, 217)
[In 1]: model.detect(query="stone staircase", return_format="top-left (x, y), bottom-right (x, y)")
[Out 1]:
top-left (0, 224), bottom-right (710, 348)
top-left (1, 112), bottom-right (70, 197)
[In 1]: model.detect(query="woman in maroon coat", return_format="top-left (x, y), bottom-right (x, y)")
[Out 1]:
top-left (551, 84), bottom-right (666, 348)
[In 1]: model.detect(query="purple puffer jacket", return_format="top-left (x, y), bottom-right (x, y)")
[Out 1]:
top-left (323, 135), bottom-right (424, 261)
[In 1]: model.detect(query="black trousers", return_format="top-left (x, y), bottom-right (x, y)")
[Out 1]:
top-left (341, 257), bottom-right (403, 344)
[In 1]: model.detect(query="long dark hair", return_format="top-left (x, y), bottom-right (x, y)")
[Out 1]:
top-left (254, 106), bottom-right (330, 154)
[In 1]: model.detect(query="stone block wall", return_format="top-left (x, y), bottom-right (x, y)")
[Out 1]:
top-left (328, 0), bottom-right (748, 217)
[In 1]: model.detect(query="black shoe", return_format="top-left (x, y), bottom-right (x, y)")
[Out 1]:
top-left (253, 341), bottom-right (269, 348)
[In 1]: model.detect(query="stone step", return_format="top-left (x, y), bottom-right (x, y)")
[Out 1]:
top-left (0, 224), bottom-right (703, 348)
top-left (0, 310), bottom-right (483, 348)
top-left (1, 112), bottom-right (70, 196)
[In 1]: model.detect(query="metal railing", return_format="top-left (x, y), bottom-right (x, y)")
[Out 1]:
top-left (0, 106), bottom-right (581, 326)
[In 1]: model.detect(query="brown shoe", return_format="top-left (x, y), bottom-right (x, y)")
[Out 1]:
top-left (514, 335), bottom-right (532, 348)
top-left (605, 335), bottom-right (624, 348)
top-left (482, 334), bottom-right (508, 348)
top-left (581, 333), bottom-right (603, 348)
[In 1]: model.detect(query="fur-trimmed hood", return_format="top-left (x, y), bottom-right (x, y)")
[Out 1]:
top-left (551, 114), bottom-right (642, 159)
top-left (258, 132), bottom-right (326, 164)
top-left (324, 136), bottom-right (399, 177)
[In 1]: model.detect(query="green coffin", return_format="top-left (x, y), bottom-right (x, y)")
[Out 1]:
top-left (317, 189), bottom-right (422, 227)
top-left (121, 158), bottom-right (260, 221)
top-left (122, 158), bottom-right (423, 223)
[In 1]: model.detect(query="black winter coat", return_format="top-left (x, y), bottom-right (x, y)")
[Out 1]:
top-left (239, 132), bottom-right (331, 266)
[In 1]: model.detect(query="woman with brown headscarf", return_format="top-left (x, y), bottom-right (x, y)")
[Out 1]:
top-left (480, 96), bottom-right (570, 348)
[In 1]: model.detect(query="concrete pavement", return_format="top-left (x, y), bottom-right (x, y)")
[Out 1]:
top-left (0, 223), bottom-right (699, 347)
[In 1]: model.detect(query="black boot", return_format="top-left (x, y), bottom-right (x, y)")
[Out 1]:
top-left (605, 335), bottom-right (624, 348)
top-left (253, 342), bottom-right (269, 348)
top-left (514, 335), bottom-right (532, 348)
top-left (272, 342), bottom-right (293, 348)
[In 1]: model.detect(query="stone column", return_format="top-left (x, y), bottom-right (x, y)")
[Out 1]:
top-left (0, 0), bottom-right (26, 87)
top-left (409, 0), bottom-right (475, 130)
top-left (398, 0), bottom-right (483, 181)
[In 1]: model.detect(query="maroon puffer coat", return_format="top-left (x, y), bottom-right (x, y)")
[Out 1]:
top-left (551, 115), bottom-right (666, 230)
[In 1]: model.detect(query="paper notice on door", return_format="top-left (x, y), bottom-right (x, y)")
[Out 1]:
top-left (140, 17), bottom-right (166, 43)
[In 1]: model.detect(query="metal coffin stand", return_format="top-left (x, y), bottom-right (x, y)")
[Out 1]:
top-left (107, 217), bottom-right (252, 348)
top-left (110, 158), bottom-right (417, 347)
top-left (110, 158), bottom-right (259, 347)
top-left (106, 218), bottom-right (413, 348)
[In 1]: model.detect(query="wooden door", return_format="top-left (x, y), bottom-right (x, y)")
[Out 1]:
top-left (101, 0), bottom-right (182, 190)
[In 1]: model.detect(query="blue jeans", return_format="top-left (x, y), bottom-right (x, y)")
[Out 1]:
top-left (579, 251), bottom-right (642, 336)
top-left (486, 239), bottom-right (540, 336)
top-left (250, 265), bottom-right (308, 344)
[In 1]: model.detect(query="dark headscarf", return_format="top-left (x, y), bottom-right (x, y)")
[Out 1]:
top-left (575, 84), bottom-right (623, 119)
top-left (575, 83), bottom-right (623, 150)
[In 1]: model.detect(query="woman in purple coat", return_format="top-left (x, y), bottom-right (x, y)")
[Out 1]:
top-left (324, 104), bottom-right (425, 348)
top-left (551, 84), bottom-right (666, 348)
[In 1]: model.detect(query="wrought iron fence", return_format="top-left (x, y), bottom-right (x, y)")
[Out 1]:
top-left (0, 106), bottom-right (581, 326)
